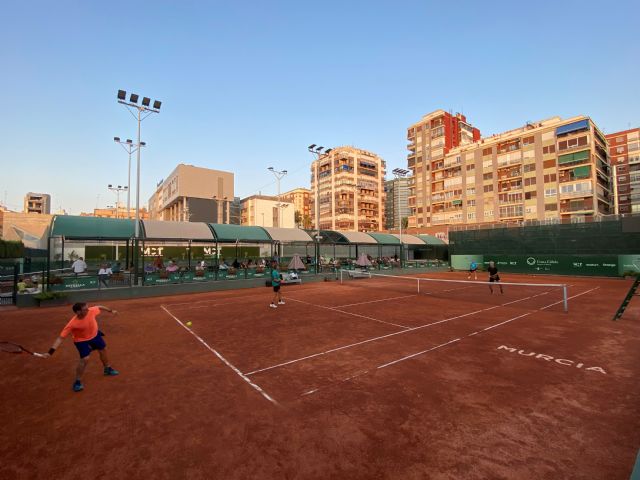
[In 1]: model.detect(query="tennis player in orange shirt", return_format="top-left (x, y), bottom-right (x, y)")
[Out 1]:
top-left (44, 302), bottom-right (119, 392)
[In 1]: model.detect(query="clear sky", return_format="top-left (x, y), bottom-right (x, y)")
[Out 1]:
top-left (1, 0), bottom-right (638, 214)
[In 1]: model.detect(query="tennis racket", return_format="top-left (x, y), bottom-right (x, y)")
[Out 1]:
top-left (0, 342), bottom-right (45, 358)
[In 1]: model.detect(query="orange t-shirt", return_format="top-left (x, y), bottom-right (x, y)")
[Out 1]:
top-left (60, 306), bottom-right (101, 342)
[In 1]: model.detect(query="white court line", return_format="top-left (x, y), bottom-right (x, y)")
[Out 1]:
top-left (286, 297), bottom-right (411, 330)
top-left (378, 287), bottom-right (600, 369)
top-left (333, 294), bottom-right (418, 309)
top-left (245, 290), bottom-right (548, 376)
top-left (160, 305), bottom-right (279, 407)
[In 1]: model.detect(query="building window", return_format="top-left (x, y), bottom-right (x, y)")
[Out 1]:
top-left (543, 173), bottom-right (557, 183)
top-left (525, 191), bottom-right (537, 200)
top-left (466, 164), bottom-right (475, 171)
top-left (482, 147), bottom-right (493, 156)
top-left (543, 145), bottom-right (556, 155)
top-left (543, 159), bottom-right (556, 169)
top-left (545, 203), bottom-right (558, 211)
top-left (483, 185), bottom-right (493, 193)
top-left (483, 173), bottom-right (493, 180)
top-left (524, 177), bottom-right (537, 187)
top-left (523, 136), bottom-right (535, 146)
top-left (523, 164), bottom-right (536, 173)
top-left (544, 188), bottom-right (557, 197)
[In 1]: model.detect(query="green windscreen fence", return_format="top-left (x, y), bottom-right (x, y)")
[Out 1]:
top-left (450, 217), bottom-right (640, 276)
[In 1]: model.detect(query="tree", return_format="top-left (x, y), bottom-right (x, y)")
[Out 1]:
top-left (303, 214), bottom-right (313, 229)
top-left (401, 217), bottom-right (409, 230)
top-left (294, 210), bottom-right (303, 228)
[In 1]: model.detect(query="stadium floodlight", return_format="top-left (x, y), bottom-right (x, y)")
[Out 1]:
top-left (392, 168), bottom-right (409, 177)
top-left (114, 136), bottom-right (120, 142)
top-left (129, 93), bottom-right (139, 104)
top-left (117, 90), bottom-right (126, 100)
top-left (316, 146), bottom-right (324, 152)
top-left (325, 148), bottom-right (333, 154)
top-left (307, 143), bottom-right (334, 264)
top-left (126, 139), bottom-right (133, 144)
top-left (308, 144), bottom-right (317, 150)
top-left (153, 100), bottom-right (162, 110)
top-left (140, 141), bottom-right (146, 146)
top-left (142, 97), bottom-right (151, 107)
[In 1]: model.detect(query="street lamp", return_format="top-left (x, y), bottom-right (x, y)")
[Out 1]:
top-left (392, 168), bottom-right (409, 263)
top-left (107, 184), bottom-right (128, 219)
top-left (267, 167), bottom-right (288, 228)
top-left (113, 137), bottom-right (145, 218)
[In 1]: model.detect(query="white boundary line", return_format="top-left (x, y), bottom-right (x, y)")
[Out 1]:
top-left (286, 297), bottom-right (412, 330)
top-left (160, 305), bottom-right (280, 407)
top-left (245, 289), bottom-right (552, 376)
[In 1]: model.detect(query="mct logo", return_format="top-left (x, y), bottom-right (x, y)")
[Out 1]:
top-left (526, 257), bottom-right (536, 266)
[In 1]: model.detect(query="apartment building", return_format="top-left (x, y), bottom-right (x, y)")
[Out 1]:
top-left (384, 176), bottom-right (412, 230)
top-left (239, 195), bottom-right (294, 228)
top-left (606, 128), bottom-right (640, 214)
top-left (148, 164), bottom-right (236, 223)
top-left (281, 187), bottom-right (311, 228)
top-left (23, 192), bottom-right (51, 214)
top-left (406, 111), bottom-right (612, 227)
top-left (310, 146), bottom-right (386, 231)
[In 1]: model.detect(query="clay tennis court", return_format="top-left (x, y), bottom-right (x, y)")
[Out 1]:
top-left (1, 271), bottom-right (639, 479)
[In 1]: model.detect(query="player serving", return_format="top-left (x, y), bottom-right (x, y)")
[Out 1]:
top-left (43, 302), bottom-right (120, 392)
top-left (487, 261), bottom-right (504, 294)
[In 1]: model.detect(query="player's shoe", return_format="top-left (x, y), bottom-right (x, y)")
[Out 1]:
top-left (269, 303), bottom-right (277, 308)
top-left (72, 380), bottom-right (84, 392)
top-left (104, 366), bottom-right (119, 376)
top-left (278, 300), bottom-right (285, 305)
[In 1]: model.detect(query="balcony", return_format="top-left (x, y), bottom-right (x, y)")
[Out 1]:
top-left (559, 189), bottom-right (593, 199)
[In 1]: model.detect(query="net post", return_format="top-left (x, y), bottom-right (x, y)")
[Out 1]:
top-left (563, 285), bottom-right (568, 313)
top-left (340, 269), bottom-right (343, 284)
top-left (417, 278), bottom-right (420, 294)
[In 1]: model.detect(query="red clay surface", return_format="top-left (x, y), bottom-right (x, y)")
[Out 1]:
top-left (1, 271), bottom-right (639, 479)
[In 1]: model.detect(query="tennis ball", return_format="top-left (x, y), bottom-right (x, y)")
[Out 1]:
top-left (186, 321), bottom-right (192, 327)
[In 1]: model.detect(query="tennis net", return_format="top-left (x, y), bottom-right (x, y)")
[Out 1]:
top-left (338, 270), bottom-right (569, 312)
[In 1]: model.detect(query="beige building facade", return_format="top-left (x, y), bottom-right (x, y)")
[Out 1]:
top-left (148, 164), bottom-right (235, 223)
top-left (606, 128), bottom-right (640, 214)
top-left (407, 111), bottom-right (612, 227)
top-left (310, 146), bottom-right (386, 232)
top-left (0, 211), bottom-right (53, 249)
top-left (240, 195), bottom-right (294, 228)
top-left (24, 192), bottom-right (51, 214)
top-left (281, 187), bottom-right (311, 228)
top-left (80, 207), bottom-right (149, 219)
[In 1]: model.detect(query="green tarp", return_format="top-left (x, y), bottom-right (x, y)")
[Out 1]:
top-left (50, 215), bottom-right (136, 239)
top-left (367, 233), bottom-right (401, 244)
top-left (209, 224), bottom-right (271, 242)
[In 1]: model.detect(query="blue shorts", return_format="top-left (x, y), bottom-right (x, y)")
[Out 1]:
top-left (74, 331), bottom-right (106, 358)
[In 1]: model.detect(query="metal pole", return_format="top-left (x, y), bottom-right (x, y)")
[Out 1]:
top-left (135, 108), bottom-right (141, 239)
top-left (127, 147), bottom-right (132, 217)
top-left (612, 165), bottom-right (619, 215)
top-left (563, 285), bottom-right (568, 313)
top-left (277, 176), bottom-right (281, 228)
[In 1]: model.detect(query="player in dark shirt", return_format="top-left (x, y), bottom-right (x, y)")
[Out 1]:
top-left (487, 261), bottom-right (503, 294)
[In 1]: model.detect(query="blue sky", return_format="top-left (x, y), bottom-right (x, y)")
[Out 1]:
top-left (1, 0), bottom-right (638, 214)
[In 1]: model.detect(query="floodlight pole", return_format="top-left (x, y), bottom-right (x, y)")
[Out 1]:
top-left (117, 90), bottom-right (162, 285)
top-left (392, 168), bottom-right (409, 265)
top-left (308, 145), bottom-right (333, 272)
top-left (114, 138), bottom-right (142, 217)
top-left (268, 167), bottom-right (287, 228)
top-left (108, 185), bottom-right (128, 219)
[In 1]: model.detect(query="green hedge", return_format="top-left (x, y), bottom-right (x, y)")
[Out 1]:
top-left (0, 240), bottom-right (24, 258)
